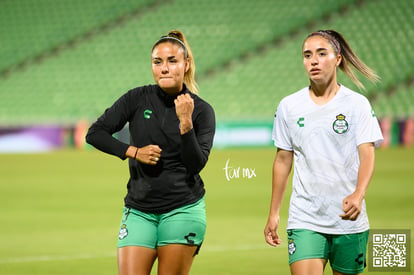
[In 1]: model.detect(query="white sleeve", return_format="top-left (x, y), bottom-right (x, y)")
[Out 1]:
top-left (355, 97), bottom-right (384, 148)
top-left (272, 100), bottom-right (292, 150)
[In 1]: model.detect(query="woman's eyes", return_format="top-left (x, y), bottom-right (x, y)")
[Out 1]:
top-left (303, 52), bottom-right (327, 58)
top-left (153, 59), bottom-right (178, 64)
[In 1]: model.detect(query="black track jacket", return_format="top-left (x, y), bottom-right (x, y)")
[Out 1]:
top-left (86, 85), bottom-right (215, 213)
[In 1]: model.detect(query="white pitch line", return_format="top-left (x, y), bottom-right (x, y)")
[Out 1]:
top-left (204, 243), bottom-right (284, 252)
top-left (0, 252), bottom-right (116, 264)
top-left (0, 243), bottom-right (285, 264)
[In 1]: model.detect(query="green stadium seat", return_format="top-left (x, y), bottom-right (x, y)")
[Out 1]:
top-left (1, 0), bottom-right (413, 124)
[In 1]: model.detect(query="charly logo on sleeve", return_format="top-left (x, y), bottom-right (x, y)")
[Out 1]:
top-left (143, 109), bottom-right (153, 119)
top-left (333, 114), bottom-right (348, 134)
top-left (297, 117), bottom-right (305, 128)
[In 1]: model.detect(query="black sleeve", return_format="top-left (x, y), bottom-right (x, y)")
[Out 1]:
top-left (85, 90), bottom-right (137, 160)
top-left (180, 101), bottom-right (215, 174)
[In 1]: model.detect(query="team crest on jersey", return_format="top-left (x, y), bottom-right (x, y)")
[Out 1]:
top-left (288, 239), bottom-right (296, 255)
top-left (333, 114), bottom-right (348, 134)
top-left (118, 224), bottom-right (128, 240)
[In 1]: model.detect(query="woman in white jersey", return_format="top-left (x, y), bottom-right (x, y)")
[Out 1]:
top-left (264, 30), bottom-right (383, 275)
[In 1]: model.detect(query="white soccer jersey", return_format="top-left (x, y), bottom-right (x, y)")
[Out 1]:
top-left (272, 85), bottom-right (383, 234)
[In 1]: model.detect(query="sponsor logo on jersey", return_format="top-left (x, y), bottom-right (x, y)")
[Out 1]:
top-left (297, 117), bottom-right (305, 127)
top-left (144, 109), bottom-right (153, 119)
top-left (184, 232), bottom-right (196, 244)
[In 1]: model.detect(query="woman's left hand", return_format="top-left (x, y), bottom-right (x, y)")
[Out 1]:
top-left (175, 93), bottom-right (194, 134)
top-left (340, 192), bottom-right (364, 221)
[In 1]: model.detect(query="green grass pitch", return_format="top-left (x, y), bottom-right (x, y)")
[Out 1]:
top-left (0, 147), bottom-right (413, 274)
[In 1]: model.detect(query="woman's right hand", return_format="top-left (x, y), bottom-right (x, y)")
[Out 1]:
top-left (264, 215), bottom-right (282, 247)
top-left (127, 145), bottom-right (162, 165)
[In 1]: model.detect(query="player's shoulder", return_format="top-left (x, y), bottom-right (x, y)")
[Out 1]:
top-left (278, 86), bottom-right (309, 109)
top-left (126, 84), bottom-right (157, 96)
top-left (339, 85), bottom-right (371, 106)
top-left (284, 86), bottom-right (309, 100)
top-left (119, 85), bottom-right (159, 103)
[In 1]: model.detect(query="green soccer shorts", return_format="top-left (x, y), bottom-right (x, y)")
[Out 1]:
top-left (287, 229), bottom-right (369, 274)
top-left (117, 197), bottom-right (206, 252)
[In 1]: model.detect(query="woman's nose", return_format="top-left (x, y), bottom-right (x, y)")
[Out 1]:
top-left (311, 56), bottom-right (318, 65)
top-left (161, 63), bottom-right (169, 73)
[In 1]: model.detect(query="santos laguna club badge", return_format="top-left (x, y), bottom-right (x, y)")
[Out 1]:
top-left (333, 114), bottom-right (348, 134)
top-left (288, 239), bottom-right (296, 255)
top-left (119, 224), bottom-right (128, 240)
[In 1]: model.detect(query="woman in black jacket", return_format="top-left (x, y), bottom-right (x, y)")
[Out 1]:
top-left (86, 30), bottom-right (215, 275)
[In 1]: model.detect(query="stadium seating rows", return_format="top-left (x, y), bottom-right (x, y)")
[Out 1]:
top-left (200, 0), bottom-right (414, 121)
top-left (0, 0), bottom-right (153, 71)
top-left (0, 0), bottom-right (413, 125)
